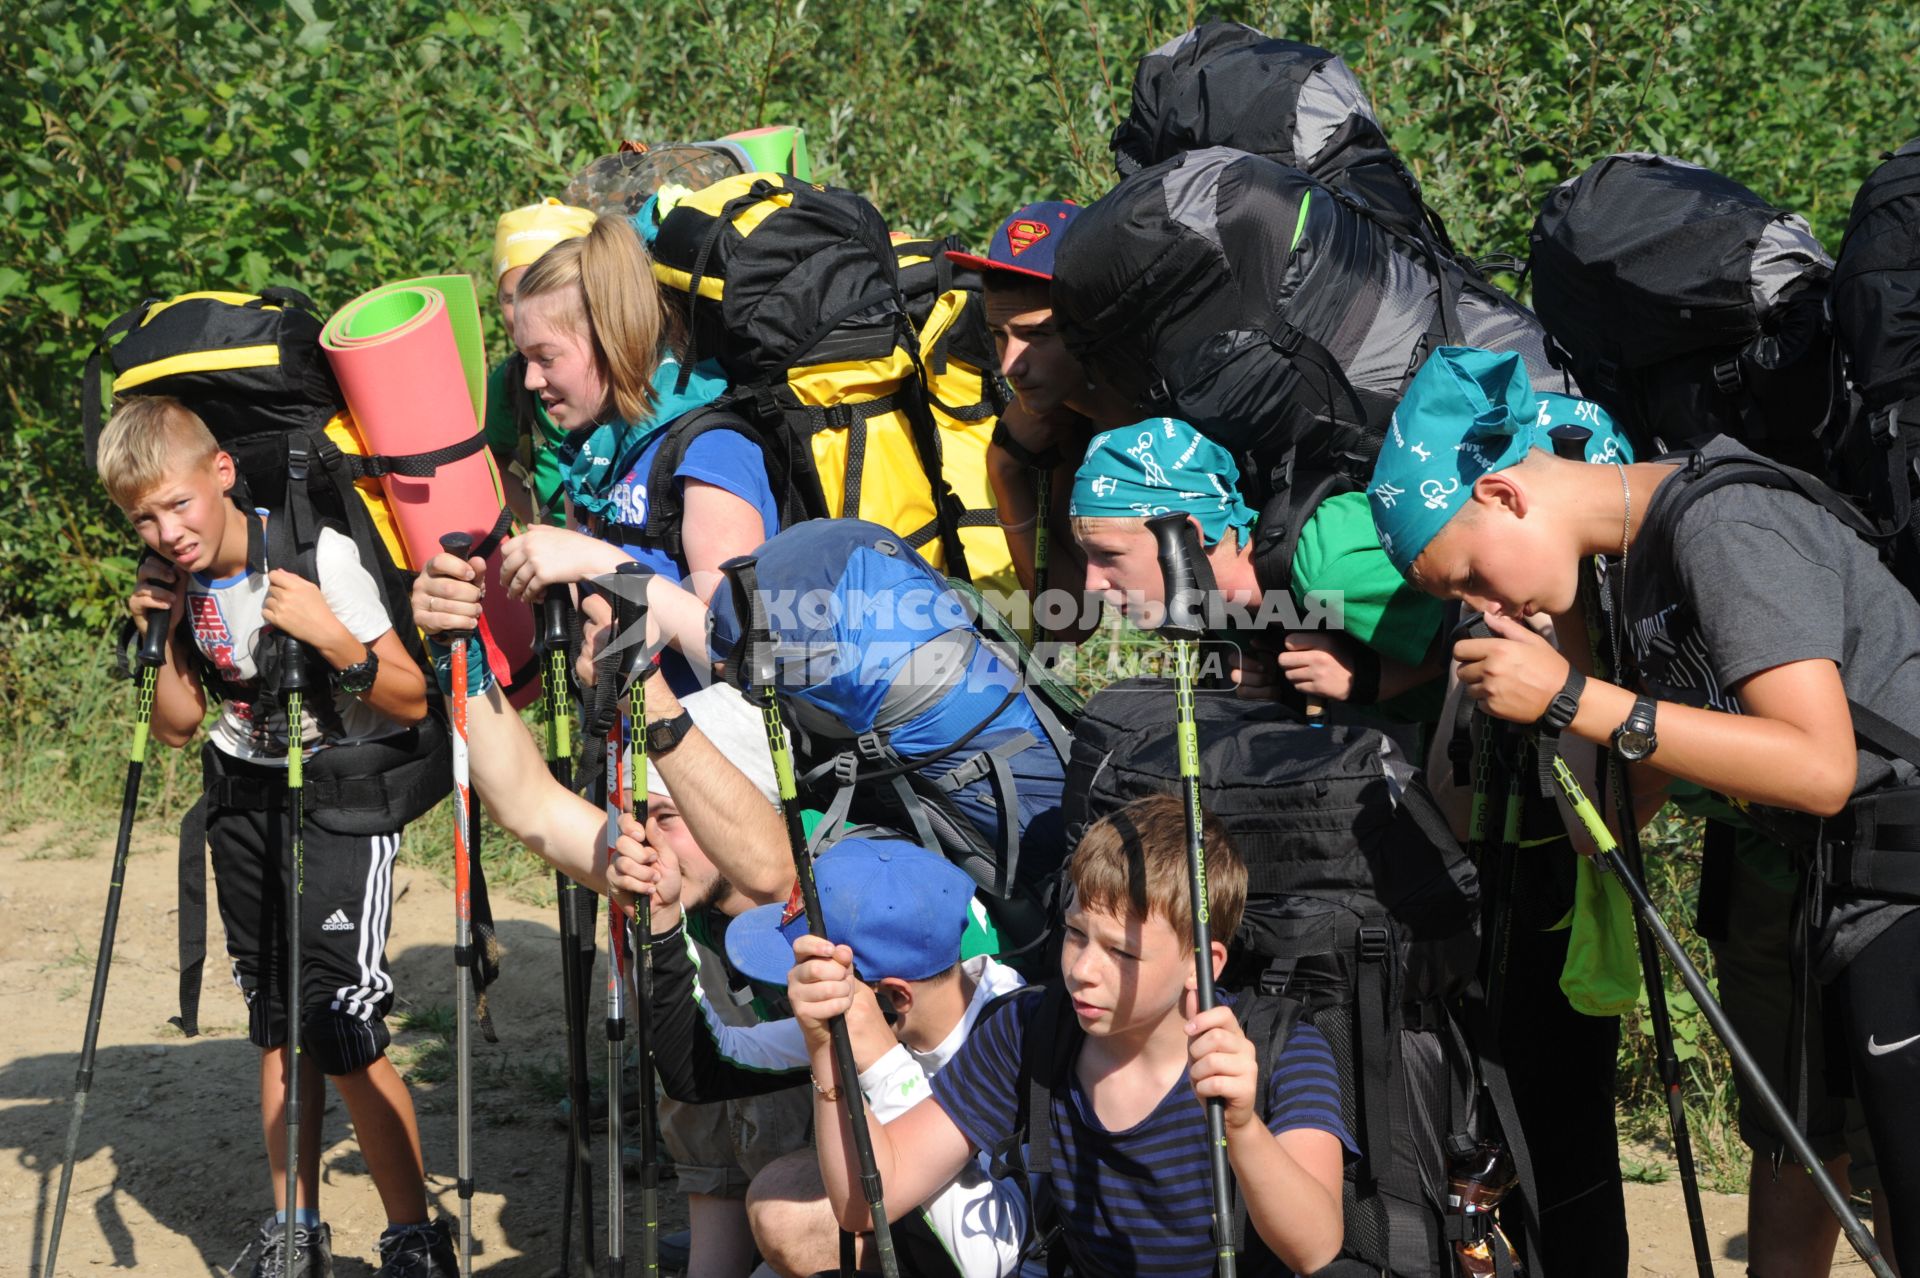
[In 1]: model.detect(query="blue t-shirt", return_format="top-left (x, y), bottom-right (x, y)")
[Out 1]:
top-left (931, 991), bottom-right (1353, 1277)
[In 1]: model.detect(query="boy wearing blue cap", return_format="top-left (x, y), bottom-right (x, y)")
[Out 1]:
top-left (1370, 344), bottom-right (1918, 1258)
top-left (616, 836), bottom-right (1028, 1278)
top-left (790, 794), bottom-right (1351, 1277)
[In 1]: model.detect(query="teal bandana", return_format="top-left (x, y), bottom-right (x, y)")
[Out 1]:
top-left (558, 352), bottom-right (729, 521)
top-left (1368, 347), bottom-right (1633, 574)
top-left (1070, 417), bottom-right (1256, 547)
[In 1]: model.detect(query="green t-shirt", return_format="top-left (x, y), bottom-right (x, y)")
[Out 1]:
top-left (485, 358), bottom-right (567, 523)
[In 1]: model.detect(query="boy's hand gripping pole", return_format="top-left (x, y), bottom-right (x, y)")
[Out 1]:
top-left (721, 556), bottom-right (901, 1278)
top-left (540, 583), bottom-right (597, 1273)
top-left (1147, 513), bottom-right (1238, 1278)
top-left (440, 533), bottom-right (480, 1278)
top-left (600, 561), bottom-right (661, 1276)
top-left (1547, 758), bottom-right (1895, 1278)
top-left (41, 618), bottom-right (169, 1278)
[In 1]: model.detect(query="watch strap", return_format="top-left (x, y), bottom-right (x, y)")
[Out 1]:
top-left (647, 708), bottom-right (695, 755)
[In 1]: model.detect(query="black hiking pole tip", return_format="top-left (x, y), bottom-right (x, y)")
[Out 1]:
top-left (41, 616), bottom-right (170, 1278)
top-left (1147, 513), bottom-right (1238, 1278)
top-left (720, 555), bottom-right (901, 1278)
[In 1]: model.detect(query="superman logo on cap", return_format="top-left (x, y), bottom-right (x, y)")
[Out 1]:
top-left (1005, 219), bottom-right (1050, 256)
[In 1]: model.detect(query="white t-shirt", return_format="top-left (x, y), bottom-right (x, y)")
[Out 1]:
top-left (186, 527), bottom-right (400, 763)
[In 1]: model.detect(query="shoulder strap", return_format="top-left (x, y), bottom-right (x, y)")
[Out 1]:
top-left (1250, 466), bottom-right (1353, 594)
top-left (988, 984), bottom-right (1073, 1268)
top-left (1640, 451), bottom-right (1888, 586)
top-left (636, 400), bottom-right (772, 560)
top-left (1228, 996), bottom-right (1303, 1251)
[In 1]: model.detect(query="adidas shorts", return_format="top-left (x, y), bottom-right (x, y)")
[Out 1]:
top-left (208, 754), bottom-right (400, 1076)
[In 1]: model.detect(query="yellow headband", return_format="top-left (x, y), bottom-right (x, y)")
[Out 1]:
top-left (493, 197), bottom-right (596, 284)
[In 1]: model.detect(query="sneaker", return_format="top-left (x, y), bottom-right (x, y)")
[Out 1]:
top-left (373, 1217), bottom-right (458, 1278)
top-left (229, 1214), bottom-right (334, 1278)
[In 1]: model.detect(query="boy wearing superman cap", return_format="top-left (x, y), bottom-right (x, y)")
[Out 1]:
top-left (1371, 345), bottom-right (1918, 1259)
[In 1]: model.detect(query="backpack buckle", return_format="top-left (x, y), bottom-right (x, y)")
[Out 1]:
top-left (287, 441), bottom-right (310, 483)
top-left (1871, 405), bottom-right (1900, 447)
top-left (854, 730), bottom-right (891, 761)
top-left (1712, 358), bottom-right (1744, 396)
top-left (1275, 324), bottom-right (1304, 356)
top-left (1357, 925), bottom-right (1389, 962)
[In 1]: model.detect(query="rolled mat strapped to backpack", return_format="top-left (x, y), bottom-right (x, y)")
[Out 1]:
top-left (1064, 678), bottom-right (1540, 1276)
top-left (320, 277), bottom-right (539, 705)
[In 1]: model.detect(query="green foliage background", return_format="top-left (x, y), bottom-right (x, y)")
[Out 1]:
top-left (2, 0), bottom-right (1917, 1191)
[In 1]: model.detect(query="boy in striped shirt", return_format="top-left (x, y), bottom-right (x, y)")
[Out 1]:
top-left (787, 793), bottom-right (1352, 1276)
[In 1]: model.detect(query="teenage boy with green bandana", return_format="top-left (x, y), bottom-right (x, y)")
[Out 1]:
top-left (1069, 414), bottom-right (1448, 720)
top-left (1370, 344), bottom-right (1914, 1264)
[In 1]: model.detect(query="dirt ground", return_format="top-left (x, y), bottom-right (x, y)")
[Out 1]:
top-left (0, 819), bottom-right (1879, 1276)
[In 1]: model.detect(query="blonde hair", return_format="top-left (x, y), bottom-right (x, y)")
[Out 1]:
top-left (516, 214), bottom-right (679, 427)
top-left (1069, 792), bottom-right (1246, 948)
top-left (96, 396), bottom-right (220, 509)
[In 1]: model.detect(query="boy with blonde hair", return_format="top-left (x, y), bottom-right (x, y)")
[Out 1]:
top-left (98, 395), bottom-right (453, 1278)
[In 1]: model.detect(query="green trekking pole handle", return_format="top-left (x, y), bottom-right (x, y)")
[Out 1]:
top-left (606, 561), bottom-right (660, 1277)
top-left (539, 583), bottom-right (597, 1272)
top-left (1547, 756), bottom-right (1897, 1278)
top-left (41, 614), bottom-right (170, 1278)
top-left (440, 532), bottom-right (480, 1278)
top-left (721, 555), bottom-right (901, 1278)
top-left (1147, 512), bottom-right (1237, 1278)
top-left (277, 612), bottom-right (311, 1278)
top-left (1546, 424), bottom-right (1714, 1277)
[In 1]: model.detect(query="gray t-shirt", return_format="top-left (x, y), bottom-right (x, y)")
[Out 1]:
top-left (1622, 436), bottom-right (1920, 976)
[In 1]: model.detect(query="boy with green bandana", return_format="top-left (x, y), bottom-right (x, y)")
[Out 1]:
top-left (1068, 414), bottom-right (1448, 722)
top-left (1369, 344), bottom-right (1912, 1263)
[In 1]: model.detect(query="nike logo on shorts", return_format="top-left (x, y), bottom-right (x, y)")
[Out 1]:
top-left (1866, 1031), bottom-right (1920, 1056)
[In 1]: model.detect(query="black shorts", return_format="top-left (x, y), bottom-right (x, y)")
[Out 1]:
top-left (207, 748), bottom-right (401, 1075)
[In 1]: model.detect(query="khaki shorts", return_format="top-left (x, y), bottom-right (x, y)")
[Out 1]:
top-left (659, 933), bottom-right (813, 1199)
top-left (1710, 848), bottom-right (1878, 1193)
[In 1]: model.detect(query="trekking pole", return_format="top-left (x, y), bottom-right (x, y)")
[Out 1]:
top-left (601, 561), bottom-right (661, 1276)
top-left (276, 609), bottom-right (311, 1278)
top-left (601, 635), bottom-right (631, 1278)
top-left (40, 614), bottom-right (170, 1278)
top-left (1146, 513), bottom-right (1238, 1278)
top-left (1547, 756), bottom-right (1895, 1278)
top-left (721, 555), bottom-right (901, 1278)
top-left (1546, 426), bottom-right (1714, 1276)
top-left (540, 585), bottom-right (598, 1276)
top-left (439, 534), bottom-right (481, 1278)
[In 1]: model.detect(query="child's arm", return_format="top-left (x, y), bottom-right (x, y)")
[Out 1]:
top-left (788, 933), bottom-right (979, 1231)
top-left (130, 560), bottom-right (207, 747)
top-left (1458, 612), bottom-right (1857, 816)
top-left (1187, 1005), bottom-right (1344, 1274)
top-left (261, 569), bottom-right (425, 725)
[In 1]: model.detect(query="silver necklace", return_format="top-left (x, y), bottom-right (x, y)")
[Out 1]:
top-left (1614, 460), bottom-right (1632, 590)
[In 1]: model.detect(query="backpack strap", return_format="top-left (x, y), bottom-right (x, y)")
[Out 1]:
top-left (1227, 996), bottom-right (1304, 1252)
top-left (985, 984), bottom-right (1071, 1276)
top-left (170, 788), bottom-right (211, 1038)
top-left (1352, 912), bottom-right (1395, 1196)
top-left (1249, 464), bottom-right (1351, 593)
top-left (630, 402), bottom-right (772, 561)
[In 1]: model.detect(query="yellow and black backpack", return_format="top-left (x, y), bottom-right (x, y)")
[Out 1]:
top-left (646, 171), bottom-right (973, 578)
top-left (892, 233), bottom-right (1020, 600)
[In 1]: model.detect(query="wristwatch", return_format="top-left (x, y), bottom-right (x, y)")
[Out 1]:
top-left (332, 645), bottom-right (380, 696)
top-left (1611, 696), bottom-right (1659, 761)
top-left (1538, 667), bottom-right (1586, 732)
top-left (644, 708), bottom-right (695, 756)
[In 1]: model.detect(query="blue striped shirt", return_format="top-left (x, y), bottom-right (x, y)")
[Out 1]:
top-left (931, 991), bottom-right (1353, 1276)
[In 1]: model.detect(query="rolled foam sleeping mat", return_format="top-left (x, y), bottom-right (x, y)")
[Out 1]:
top-left (320, 277), bottom-right (539, 704)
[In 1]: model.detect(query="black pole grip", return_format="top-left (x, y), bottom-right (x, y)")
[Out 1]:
top-left (612, 561), bottom-right (653, 689)
top-left (1147, 512), bottom-right (1218, 641)
top-left (542, 589), bottom-right (572, 652)
top-left (1547, 424), bottom-right (1592, 462)
top-left (440, 531), bottom-right (476, 560)
top-left (1450, 612), bottom-right (1496, 645)
top-left (137, 607), bottom-right (170, 668)
top-left (720, 555), bottom-right (777, 689)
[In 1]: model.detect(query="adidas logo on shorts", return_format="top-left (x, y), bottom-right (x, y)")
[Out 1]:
top-left (321, 909), bottom-right (354, 933)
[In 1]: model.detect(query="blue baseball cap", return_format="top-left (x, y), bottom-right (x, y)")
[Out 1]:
top-left (944, 201), bottom-right (1079, 283)
top-left (725, 838), bottom-right (978, 985)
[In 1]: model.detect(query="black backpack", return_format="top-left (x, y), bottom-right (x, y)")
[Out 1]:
top-left (80, 288), bottom-right (481, 1035)
top-left (1050, 147), bottom-right (1565, 510)
top-left (1111, 20), bottom-right (1451, 250)
top-left (1830, 138), bottom-right (1920, 593)
top-left (1528, 152), bottom-right (1843, 470)
top-left (1061, 678), bottom-right (1519, 1277)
